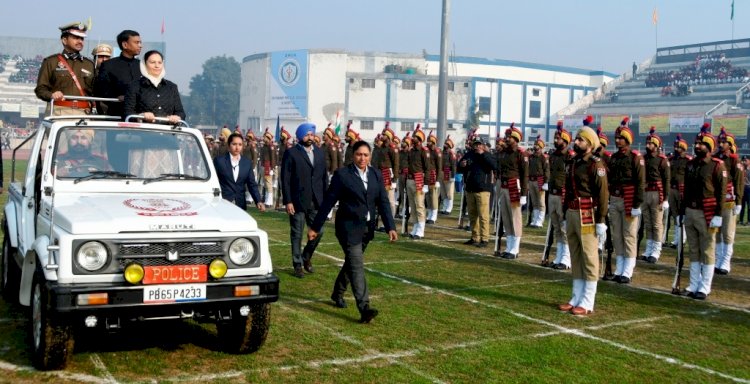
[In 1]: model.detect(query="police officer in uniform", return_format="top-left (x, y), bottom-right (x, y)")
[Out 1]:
top-left (528, 135), bottom-right (550, 228)
top-left (35, 22), bottom-right (95, 116)
top-left (344, 123), bottom-right (357, 166)
top-left (322, 125), bottom-right (339, 179)
top-left (497, 123), bottom-right (528, 259)
top-left (595, 126), bottom-right (613, 259)
top-left (425, 130), bottom-right (443, 224)
top-left (378, 124), bottom-right (398, 216)
top-left (243, 130), bottom-right (259, 203)
top-left (558, 126), bottom-right (609, 316)
top-left (608, 117), bottom-right (645, 284)
top-left (640, 127), bottom-right (670, 263)
top-left (396, 133), bottom-right (412, 218)
top-left (547, 122), bottom-right (574, 269)
top-left (669, 134), bottom-right (691, 249)
top-left (714, 127), bottom-right (744, 275)
top-left (276, 127), bottom-right (292, 209)
top-left (261, 128), bottom-right (277, 207)
top-left (681, 125), bottom-right (726, 300)
top-left (406, 126), bottom-right (429, 239)
top-left (440, 135), bottom-right (458, 214)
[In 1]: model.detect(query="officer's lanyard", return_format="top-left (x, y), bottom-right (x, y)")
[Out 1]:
top-left (56, 54), bottom-right (87, 98)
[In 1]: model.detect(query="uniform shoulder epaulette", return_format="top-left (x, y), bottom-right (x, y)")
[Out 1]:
top-left (604, 150), bottom-right (612, 156)
top-left (517, 146), bottom-right (526, 153)
top-left (567, 149), bottom-right (575, 156)
top-left (543, 153), bottom-right (549, 159)
top-left (631, 149), bottom-right (640, 156)
top-left (686, 155), bottom-right (693, 160)
top-left (730, 153), bottom-right (739, 160)
top-left (711, 157), bottom-right (723, 164)
top-left (658, 153), bottom-right (667, 159)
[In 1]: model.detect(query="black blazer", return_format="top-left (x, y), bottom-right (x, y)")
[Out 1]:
top-left (214, 154), bottom-right (262, 210)
top-left (281, 144), bottom-right (327, 211)
top-left (311, 164), bottom-right (396, 246)
top-left (123, 76), bottom-right (186, 120)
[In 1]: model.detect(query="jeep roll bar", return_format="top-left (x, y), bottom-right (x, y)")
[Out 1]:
top-left (47, 95), bottom-right (121, 120)
top-left (125, 115), bottom-right (190, 128)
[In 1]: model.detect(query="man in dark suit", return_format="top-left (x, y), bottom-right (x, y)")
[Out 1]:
top-left (214, 133), bottom-right (265, 212)
top-left (281, 123), bottom-right (328, 278)
top-left (308, 141), bottom-right (398, 324)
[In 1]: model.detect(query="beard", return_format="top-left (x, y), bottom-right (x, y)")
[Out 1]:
top-left (302, 138), bottom-right (314, 147)
top-left (68, 144), bottom-right (88, 158)
top-left (555, 142), bottom-right (567, 151)
top-left (573, 143), bottom-right (586, 156)
top-left (694, 146), bottom-right (707, 158)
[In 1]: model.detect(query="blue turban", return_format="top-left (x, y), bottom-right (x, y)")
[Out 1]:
top-left (296, 123), bottom-right (316, 142)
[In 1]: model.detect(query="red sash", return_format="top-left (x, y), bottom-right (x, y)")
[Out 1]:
top-left (702, 197), bottom-right (717, 227)
top-left (413, 172), bottom-right (424, 190)
top-left (263, 160), bottom-right (271, 176)
top-left (443, 166), bottom-right (451, 181)
top-left (725, 181), bottom-right (735, 203)
top-left (501, 178), bottom-right (521, 203)
top-left (427, 169), bottom-right (437, 185)
top-left (381, 167), bottom-right (392, 187)
top-left (613, 185), bottom-right (636, 217)
top-left (56, 54), bottom-right (90, 109)
top-left (672, 183), bottom-right (685, 199)
top-left (646, 180), bottom-right (664, 204)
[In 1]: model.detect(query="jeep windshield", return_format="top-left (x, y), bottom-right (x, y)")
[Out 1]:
top-left (53, 126), bottom-right (210, 181)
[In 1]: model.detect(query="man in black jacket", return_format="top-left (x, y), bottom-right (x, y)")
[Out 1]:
top-left (94, 30), bottom-right (142, 117)
top-left (458, 136), bottom-right (498, 247)
top-left (281, 123), bottom-right (328, 278)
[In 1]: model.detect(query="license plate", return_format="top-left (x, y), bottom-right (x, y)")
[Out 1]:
top-left (143, 284), bottom-right (206, 304)
top-left (143, 265), bottom-right (207, 284)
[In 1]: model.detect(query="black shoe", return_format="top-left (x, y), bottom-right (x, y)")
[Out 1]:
top-left (463, 239), bottom-right (476, 245)
top-left (377, 226), bottom-right (387, 232)
top-left (638, 255), bottom-right (648, 261)
top-left (426, 220), bottom-right (435, 225)
top-left (669, 243), bottom-right (677, 249)
top-left (530, 224), bottom-right (542, 229)
top-left (331, 294), bottom-right (347, 308)
top-left (411, 235), bottom-right (422, 240)
top-left (395, 214), bottom-right (403, 219)
top-left (646, 256), bottom-right (657, 264)
top-left (617, 276), bottom-right (631, 284)
top-left (359, 308), bottom-right (379, 323)
top-left (694, 292), bottom-right (707, 300)
top-left (715, 268), bottom-right (729, 275)
top-left (476, 241), bottom-right (488, 248)
top-left (502, 252), bottom-right (518, 260)
top-left (602, 273), bottom-right (615, 281)
top-left (303, 258), bottom-right (314, 273)
top-left (553, 263), bottom-right (570, 270)
top-left (293, 267), bottom-right (305, 278)
top-left (612, 275), bottom-right (623, 283)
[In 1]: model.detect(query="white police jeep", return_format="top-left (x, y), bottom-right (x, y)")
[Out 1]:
top-left (1, 112), bottom-right (278, 370)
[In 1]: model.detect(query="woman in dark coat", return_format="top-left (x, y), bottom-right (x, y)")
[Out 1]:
top-left (123, 50), bottom-right (185, 123)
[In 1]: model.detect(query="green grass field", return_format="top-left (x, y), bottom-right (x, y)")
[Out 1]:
top-left (0, 158), bottom-right (749, 383)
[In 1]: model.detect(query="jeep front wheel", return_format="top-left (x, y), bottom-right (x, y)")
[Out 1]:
top-left (216, 303), bottom-right (271, 354)
top-left (1, 228), bottom-right (20, 303)
top-left (31, 269), bottom-right (74, 370)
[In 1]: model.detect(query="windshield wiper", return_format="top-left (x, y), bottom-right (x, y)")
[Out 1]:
top-left (143, 173), bottom-right (205, 185)
top-left (73, 171), bottom-right (136, 184)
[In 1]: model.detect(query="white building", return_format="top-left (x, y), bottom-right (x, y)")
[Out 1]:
top-left (239, 49), bottom-right (616, 146)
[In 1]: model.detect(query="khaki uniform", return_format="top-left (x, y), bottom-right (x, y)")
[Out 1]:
top-left (563, 152), bottom-right (608, 311)
top-left (528, 151), bottom-right (550, 226)
top-left (641, 152), bottom-right (670, 259)
top-left (497, 145), bottom-right (528, 256)
top-left (668, 152), bottom-right (691, 245)
top-left (261, 142), bottom-right (277, 206)
top-left (714, 151), bottom-right (744, 273)
top-left (682, 155), bottom-right (726, 296)
top-left (35, 53), bottom-right (95, 115)
top-left (397, 145), bottom-right (410, 216)
top-left (608, 148), bottom-right (645, 279)
top-left (440, 148), bottom-right (457, 213)
top-left (425, 146), bottom-right (442, 221)
top-left (406, 144), bottom-right (429, 237)
top-left (548, 148), bottom-right (574, 266)
top-left (373, 143), bottom-right (397, 215)
top-left (344, 142), bottom-right (354, 166)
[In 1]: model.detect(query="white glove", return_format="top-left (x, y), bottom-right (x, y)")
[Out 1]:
top-left (733, 205), bottom-right (742, 216)
top-left (661, 201), bottom-right (669, 210)
top-left (449, 178), bottom-right (455, 182)
top-left (710, 216), bottom-right (723, 228)
top-left (596, 223), bottom-right (607, 238)
top-left (389, 168), bottom-right (394, 178)
top-left (435, 183), bottom-right (440, 190)
top-left (561, 220), bottom-right (567, 233)
top-left (422, 185), bottom-right (429, 193)
top-left (541, 183), bottom-right (549, 191)
top-left (631, 208), bottom-right (642, 217)
top-left (270, 170), bottom-right (275, 176)
top-left (520, 196), bottom-right (527, 206)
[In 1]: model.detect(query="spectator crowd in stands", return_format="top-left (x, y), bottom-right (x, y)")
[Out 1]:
top-left (5, 55), bottom-right (44, 84)
top-left (645, 53), bottom-right (749, 96)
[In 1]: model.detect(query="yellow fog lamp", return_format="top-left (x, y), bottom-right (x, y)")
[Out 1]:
top-left (209, 259), bottom-right (228, 279)
top-left (124, 263), bottom-right (144, 284)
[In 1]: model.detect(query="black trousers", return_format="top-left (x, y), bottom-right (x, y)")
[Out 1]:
top-left (289, 207), bottom-right (323, 267)
top-left (333, 240), bottom-right (370, 314)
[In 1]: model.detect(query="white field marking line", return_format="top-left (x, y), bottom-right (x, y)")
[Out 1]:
top-left (274, 255), bottom-right (487, 271)
top-left (90, 354), bottom-right (118, 384)
top-left (312, 248), bottom-right (750, 384)
top-left (276, 303), bottom-right (447, 384)
top-left (421, 232), bottom-right (750, 314)
top-left (532, 316), bottom-right (673, 337)
top-left (0, 360), bottom-right (108, 383)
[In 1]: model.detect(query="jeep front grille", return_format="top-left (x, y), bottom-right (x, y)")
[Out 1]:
top-left (118, 255), bottom-right (217, 268)
top-left (118, 242), bottom-right (223, 256)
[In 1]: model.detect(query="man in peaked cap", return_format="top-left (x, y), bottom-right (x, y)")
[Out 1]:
top-left (668, 133), bottom-right (691, 249)
top-left (440, 135), bottom-right (458, 215)
top-left (458, 135), bottom-right (497, 247)
top-left (527, 135), bottom-right (549, 228)
top-left (546, 122), bottom-right (574, 269)
top-left (496, 123), bottom-right (529, 259)
top-left (640, 127), bottom-right (670, 264)
top-left (281, 123), bottom-right (328, 278)
top-left (35, 21), bottom-right (95, 116)
top-left (714, 126), bottom-right (744, 275)
top-left (680, 124), bottom-right (726, 300)
top-left (608, 117), bottom-right (645, 284)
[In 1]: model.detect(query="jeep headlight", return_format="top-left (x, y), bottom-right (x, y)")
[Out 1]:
top-left (228, 238), bottom-right (255, 266)
top-left (76, 241), bottom-right (109, 271)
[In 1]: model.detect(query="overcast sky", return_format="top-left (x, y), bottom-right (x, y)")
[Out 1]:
top-left (1, 0), bottom-right (746, 92)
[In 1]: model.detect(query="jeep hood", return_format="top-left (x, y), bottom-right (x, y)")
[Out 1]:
top-left (52, 195), bottom-right (258, 234)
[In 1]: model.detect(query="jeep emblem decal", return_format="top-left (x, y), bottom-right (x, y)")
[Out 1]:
top-left (124, 198), bottom-right (198, 216)
top-left (166, 249), bottom-right (179, 261)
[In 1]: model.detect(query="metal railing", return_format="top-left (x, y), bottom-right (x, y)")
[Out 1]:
top-left (705, 100), bottom-right (729, 117)
top-left (735, 80), bottom-right (750, 105)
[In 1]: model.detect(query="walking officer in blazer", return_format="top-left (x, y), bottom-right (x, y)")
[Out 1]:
top-left (281, 123), bottom-right (328, 278)
top-left (214, 133), bottom-right (265, 212)
top-left (308, 140), bottom-right (398, 323)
